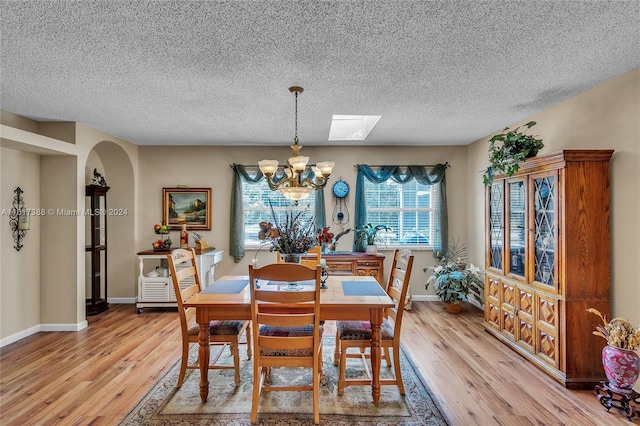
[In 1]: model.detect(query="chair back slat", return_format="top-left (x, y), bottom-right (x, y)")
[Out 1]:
top-left (255, 289), bottom-right (316, 304)
top-left (384, 249), bottom-right (414, 331)
top-left (257, 313), bottom-right (315, 327)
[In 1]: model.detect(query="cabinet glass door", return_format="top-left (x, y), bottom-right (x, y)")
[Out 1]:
top-left (488, 182), bottom-right (504, 270)
top-left (507, 180), bottom-right (526, 277)
top-left (532, 174), bottom-right (556, 287)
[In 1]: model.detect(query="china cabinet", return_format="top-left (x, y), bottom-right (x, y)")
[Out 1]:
top-left (85, 184), bottom-right (109, 316)
top-left (484, 150), bottom-right (613, 389)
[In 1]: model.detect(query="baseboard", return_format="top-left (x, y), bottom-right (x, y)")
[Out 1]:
top-left (108, 297), bottom-right (136, 304)
top-left (410, 294), bottom-right (484, 310)
top-left (0, 320), bottom-right (88, 348)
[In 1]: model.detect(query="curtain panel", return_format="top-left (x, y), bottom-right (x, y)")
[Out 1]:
top-left (353, 164), bottom-right (448, 256)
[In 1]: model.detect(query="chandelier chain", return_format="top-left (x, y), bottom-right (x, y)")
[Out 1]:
top-left (294, 90), bottom-right (299, 145)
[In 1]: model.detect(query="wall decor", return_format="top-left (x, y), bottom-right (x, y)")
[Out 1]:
top-left (162, 187), bottom-right (211, 230)
top-left (9, 187), bottom-right (29, 251)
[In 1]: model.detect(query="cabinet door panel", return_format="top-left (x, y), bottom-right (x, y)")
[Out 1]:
top-left (502, 309), bottom-right (516, 340)
top-left (530, 172), bottom-right (558, 291)
top-left (516, 286), bottom-right (535, 351)
top-left (536, 294), bottom-right (560, 368)
top-left (507, 179), bottom-right (527, 278)
top-left (486, 301), bottom-right (500, 329)
top-left (487, 181), bottom-right (504, 271)
top-left (141, 280), bottom-right (169, 302)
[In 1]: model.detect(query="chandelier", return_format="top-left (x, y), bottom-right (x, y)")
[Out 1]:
top-left (258, 86), bottom-right (335, 203)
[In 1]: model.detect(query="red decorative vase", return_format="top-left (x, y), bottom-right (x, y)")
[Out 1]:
top-left (601, 344), bottom-right (640, 393)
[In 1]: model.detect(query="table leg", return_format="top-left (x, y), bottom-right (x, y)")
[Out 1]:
top-left (370, 308), bottom-right (383, 405)
top-left (197, 320), bottom-right (210, 402)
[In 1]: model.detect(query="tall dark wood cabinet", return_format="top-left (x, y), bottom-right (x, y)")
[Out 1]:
top-left (484, 150), bottom-right (613, 389)
top-left (86, 184), bottom-right (109, 316)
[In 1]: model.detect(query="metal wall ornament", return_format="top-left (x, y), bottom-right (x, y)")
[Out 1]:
top-left (9, 187), bottom-right (30, 251)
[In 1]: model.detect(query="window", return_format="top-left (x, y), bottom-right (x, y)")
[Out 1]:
top-left (363, 178), bottom-right (438, 248)
top-left (242, 179), bottom-right (316, 248)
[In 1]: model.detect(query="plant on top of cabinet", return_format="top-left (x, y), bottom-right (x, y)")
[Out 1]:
top-left (483, 121), bottom-right (544, 185)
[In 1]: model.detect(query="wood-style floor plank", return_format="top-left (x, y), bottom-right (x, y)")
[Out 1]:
top-left (0, 303), bottom-right (633, 425)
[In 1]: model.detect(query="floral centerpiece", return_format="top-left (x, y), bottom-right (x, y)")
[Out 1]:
top-left (588, 308), bottom-right (640, 393)
top-left (257, 206), bottom-right (317, 262)
top-left (423, 240), bottom-right (484, 308)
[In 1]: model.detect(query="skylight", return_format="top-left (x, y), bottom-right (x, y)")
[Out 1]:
top-left (328, 115), bottom-right (381, 141)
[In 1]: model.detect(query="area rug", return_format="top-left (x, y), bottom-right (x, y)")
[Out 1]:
top-left (120, 338), bottom-right (449, 425)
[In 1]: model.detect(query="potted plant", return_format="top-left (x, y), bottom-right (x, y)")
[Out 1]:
top-left (482, 121), bottom-right (544, 185)
top-left (587, 308), bottom-right (640, 394)
top-left (354, 223), bottom-right (389, 254)
top-left (423, 240), bottom-right (484, 313)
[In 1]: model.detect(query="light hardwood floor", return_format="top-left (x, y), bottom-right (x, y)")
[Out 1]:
top-left (0, 302), bottom-right (633, 425)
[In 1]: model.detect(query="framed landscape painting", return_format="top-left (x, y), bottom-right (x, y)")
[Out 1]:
top-left (162, 187), bottom-right (211, 230)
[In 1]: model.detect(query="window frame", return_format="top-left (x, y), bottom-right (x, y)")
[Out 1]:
top-left (363, 178), bottom-right (438, 251)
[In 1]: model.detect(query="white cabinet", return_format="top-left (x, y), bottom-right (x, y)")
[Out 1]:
top-left (136, 248), bottom-right (223, 313)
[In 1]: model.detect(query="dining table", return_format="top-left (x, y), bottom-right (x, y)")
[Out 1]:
top-left (183, 274), bottom-right (395, 405)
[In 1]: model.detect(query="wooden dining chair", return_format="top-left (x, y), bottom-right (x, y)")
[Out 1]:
top-left (248, 263), bottom-right (323, 425)
top-left (333, 249), bottom-right (414, 396)
top-left (275, 245), bottom-right (322, 267)
top-left (167, 248), bottom-right (251, 388)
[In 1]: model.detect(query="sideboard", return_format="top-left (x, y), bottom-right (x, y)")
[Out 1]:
top-left (135, 248), bottom-right (223, 313)
top-left (323, 252), bottom-right (385, 285)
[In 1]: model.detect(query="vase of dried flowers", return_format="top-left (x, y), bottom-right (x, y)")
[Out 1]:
top-left (588, 308), bottom-right (640, 394)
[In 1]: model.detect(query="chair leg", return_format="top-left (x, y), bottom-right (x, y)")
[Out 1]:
top-left (245, 326), bottom-right (252, 360)
top-left (333, 330), bottom-right (340, 365)
top-left (383, 346), bottom-right (392, 368)
top-left (338, 341), bottom-right (347, 395)
top-left (177, 340), bottom-right (189, 389)
top-left (392, 343), bottom-right (405, 395)
top-left (231, 341), bottom-right (241, 386)
top-left (313, 360), bottom-right (320, 424)
top-left (251, 360), bottom-right (261, 423)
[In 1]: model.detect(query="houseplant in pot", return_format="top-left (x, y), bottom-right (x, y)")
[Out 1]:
top-left (354, 223), bottom-right (389, 254)
top-left (424, 240), bottom-right (484, 313)
top-left (483, 121), bottom-right (544, 185)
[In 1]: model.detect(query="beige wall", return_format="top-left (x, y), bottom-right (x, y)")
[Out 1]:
top-left (1, 116), bottom-right (139, 344)
top-left (1, 148), bottom-right (41, 337)
top-left (467, 67), bottom-right (640, 325)
top-left (138, 144), bottom-right (469, 299)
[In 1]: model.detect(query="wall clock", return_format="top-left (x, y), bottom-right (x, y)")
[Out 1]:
top-left (332, 180), bottom-right (350, 198)
top-left (332, 180), bottom-right (350, 225)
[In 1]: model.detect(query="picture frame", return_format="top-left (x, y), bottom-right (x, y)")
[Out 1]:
top-left (162, 187), bottom-right (212, 230)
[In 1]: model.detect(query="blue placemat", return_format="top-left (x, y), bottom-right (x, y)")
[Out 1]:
top-left (342, 280), bottom-right (387, 296)
top-left (266, 279), bottom-right (316, 286)
top-left (201, 279), bottom-right (249, 294)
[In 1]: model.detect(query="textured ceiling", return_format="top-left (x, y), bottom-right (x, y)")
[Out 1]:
top-left (1, 1), bottom-right (639, 147)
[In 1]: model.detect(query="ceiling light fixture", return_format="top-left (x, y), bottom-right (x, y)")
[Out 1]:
top-left (259, 86), bottom-right (335, 203)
